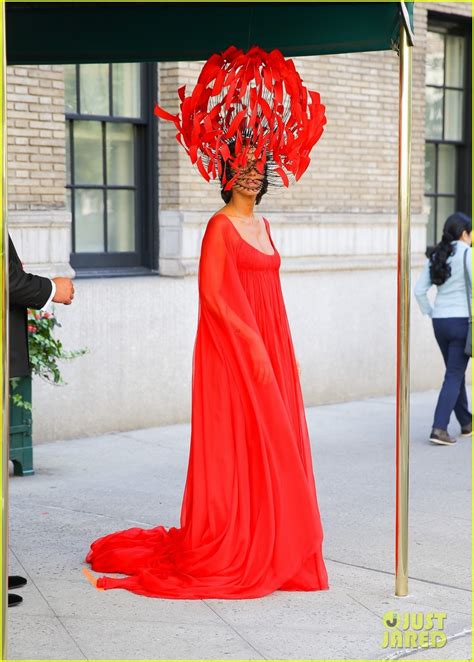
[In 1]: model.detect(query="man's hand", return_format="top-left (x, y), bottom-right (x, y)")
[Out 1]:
top-left (52, 277), bottom-right (75, 305)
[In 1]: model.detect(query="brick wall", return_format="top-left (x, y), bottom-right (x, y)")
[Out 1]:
top-left (6, 64), bottom-right (66, 211)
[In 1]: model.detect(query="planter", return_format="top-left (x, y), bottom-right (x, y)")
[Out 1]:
top-left (9, 375), bottom-right (34, 476)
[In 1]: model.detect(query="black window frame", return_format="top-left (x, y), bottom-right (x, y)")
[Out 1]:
top-left (424, 12), bottom-right (472, 246)
top-left (65, 61), bottom-right (159, 277)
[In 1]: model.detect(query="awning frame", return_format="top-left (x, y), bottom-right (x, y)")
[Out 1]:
top-left (0, 3), bottom-right (415, 657)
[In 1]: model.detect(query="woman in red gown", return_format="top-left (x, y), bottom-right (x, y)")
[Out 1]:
top-left (85, 153), bottom-right (329, 599)
top-left (85, 45), bottom-right (329, 599)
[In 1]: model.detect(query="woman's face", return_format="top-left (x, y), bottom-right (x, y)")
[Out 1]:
top-left (230, 146), bottom-right (265, 197)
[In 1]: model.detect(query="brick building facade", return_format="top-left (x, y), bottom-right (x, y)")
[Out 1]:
top-left (7, 2), bottom-right (472, 441)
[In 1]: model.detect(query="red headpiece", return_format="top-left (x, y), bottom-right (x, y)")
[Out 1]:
top-left (154, 45), bottom-right (327, 191)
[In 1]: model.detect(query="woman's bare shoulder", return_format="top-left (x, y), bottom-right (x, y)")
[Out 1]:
top-left (211, 207), bottom-right (233, 221)
top-left (202, 211), bottom-right (232, 242)
top-left (207, 210), bottom-right (228, 228)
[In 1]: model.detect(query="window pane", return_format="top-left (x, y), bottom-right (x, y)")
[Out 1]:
top-left (80, 63), bottom-right (109, 116)
top-left (425, 143), bottom-right (436, 193)
top-left (112, 63), bottom-right (141, 117)
top-left (445, 35), bottom-right (464, 88)
top-left (425, 196), bottom-right (436, 245)
top-left (426, 31), bottom-right (444, 86)
top-left (444, 89), bottom-right (463, 141)
top-left (74, 121), bottom-right (103, 185)
top-left (66, 120), bottom-right (71, 185)
top-left (107, 190), bottom-right (135, 252)
top-left (437, 144), bottom-right (456, 194)
top-left (64, 65), bottom-right (76, 113)
top-left (75, 189), bottom-right (104, 252)
top-left (106, 123), bottom-right (134, 185)
top-left (436, 197), bottom-right (456, 239)
top-left (425, 87), bottom-right (443, 140)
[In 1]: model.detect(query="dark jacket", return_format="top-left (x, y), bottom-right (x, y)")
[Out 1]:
top-left (9, 234), bottom-right (53, 378)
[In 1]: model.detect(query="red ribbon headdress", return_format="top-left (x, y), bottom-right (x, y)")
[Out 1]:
top-left (154, 45), bottom-right (327, 191)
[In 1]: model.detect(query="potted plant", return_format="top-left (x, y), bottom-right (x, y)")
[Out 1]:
top-left (9, 307), bottom-right (88, 476)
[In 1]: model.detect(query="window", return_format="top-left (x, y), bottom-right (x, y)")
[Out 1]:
top-left (65, 62), bottom-right (158, 274)
top-left (424, 14), bottom-right (471, 245)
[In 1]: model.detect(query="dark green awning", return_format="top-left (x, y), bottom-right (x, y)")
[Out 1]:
top-left (6, 1), bottom-right (414, 65)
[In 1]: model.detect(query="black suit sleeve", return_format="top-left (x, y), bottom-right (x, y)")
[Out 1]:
top-left (9, 236), bottom-right (53, 309)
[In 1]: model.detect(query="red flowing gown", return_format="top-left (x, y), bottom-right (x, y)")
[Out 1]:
top-left (85, 213), bottom-right (329, 598)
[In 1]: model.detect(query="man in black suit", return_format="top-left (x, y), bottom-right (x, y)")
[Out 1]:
top-left (8, 233), bottom-right (74, 607)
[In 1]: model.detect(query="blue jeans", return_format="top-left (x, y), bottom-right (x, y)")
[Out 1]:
top-left (431, 317), bottom-right (471, 430)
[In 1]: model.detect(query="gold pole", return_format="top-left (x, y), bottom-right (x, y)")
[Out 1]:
top-left (0, 0), bottom-right (7, 656)
top-left (395, 13), bottom-right (413, 597)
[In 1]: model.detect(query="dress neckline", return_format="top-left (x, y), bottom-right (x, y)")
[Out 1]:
top-left (216, 213), bottom-right (276, 257)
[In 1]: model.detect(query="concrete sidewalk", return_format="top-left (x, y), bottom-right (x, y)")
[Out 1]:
top-left (7, 389), bottom-right (472, 660)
